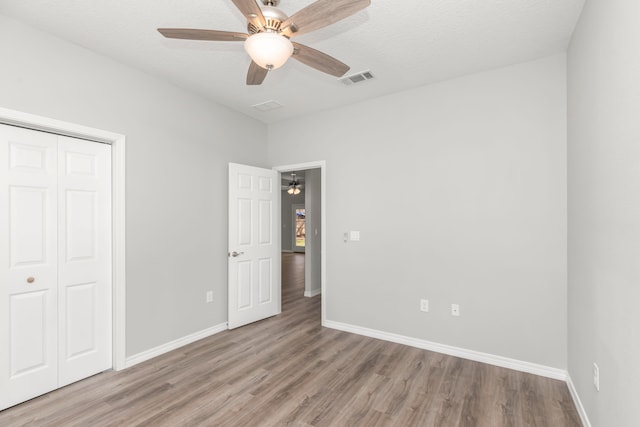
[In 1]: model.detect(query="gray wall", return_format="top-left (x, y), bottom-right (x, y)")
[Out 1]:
top-left (567, 0), bottom-right (640, 425)
top-left (0, 15), bottom-right (268, 357)
top-left (268, 55), bottom-right (568, 368)
top-left (304, 168), bottom-right (321, 296)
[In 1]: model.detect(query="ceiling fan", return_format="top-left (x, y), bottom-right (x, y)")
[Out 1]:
top-left (158, 0), bottom-right (370, 85)
top-left (283, 172), bottom-right (303, 194)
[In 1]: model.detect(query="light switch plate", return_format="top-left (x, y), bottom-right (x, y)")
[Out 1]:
top-left (349, 231), bottom-right (360, 241)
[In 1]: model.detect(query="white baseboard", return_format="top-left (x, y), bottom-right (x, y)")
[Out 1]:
top-left (566, 373), bottom-right (591, 427)
top-left (125, 322), bottom-right (228, 368)
top-left (323, 320), bottom-right (567, 381)
top-left (304, 288), bottom-right (321, 297)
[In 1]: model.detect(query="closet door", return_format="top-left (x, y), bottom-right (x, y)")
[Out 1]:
top-left (57, 136), bottom-right (111, 387)
top-left (0, 125), bottom-right (59, 409)
top-left (0, 125), bottom-right (112, 410)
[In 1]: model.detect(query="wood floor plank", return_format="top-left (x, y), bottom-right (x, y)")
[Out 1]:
top-left (393, 351), bottom-right (450, 426)
top-left (0, 253), bottom-right (582, 426)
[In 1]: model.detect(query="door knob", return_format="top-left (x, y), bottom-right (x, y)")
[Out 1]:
top-left (229, 251), bottom-right (244, 258)
top-left (26, 277), bottom-right (35, 283)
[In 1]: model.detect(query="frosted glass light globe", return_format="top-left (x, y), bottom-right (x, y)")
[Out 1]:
top-left (244, 32), bottom-right (293, 70)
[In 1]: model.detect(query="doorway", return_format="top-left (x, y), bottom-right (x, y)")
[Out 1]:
top-left (274, 162), bottom-right (326, 322)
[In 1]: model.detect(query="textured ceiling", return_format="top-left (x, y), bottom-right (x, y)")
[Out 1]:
top-left (0, 0), bottom-right (585, 124)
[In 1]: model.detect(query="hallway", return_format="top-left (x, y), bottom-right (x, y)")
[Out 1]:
top-left (281, 252), bottom-right (310, 310)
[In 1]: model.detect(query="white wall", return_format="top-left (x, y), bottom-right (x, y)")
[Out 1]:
top-left (0, 15), bottom-right (268, 357)
top-left (268, 55), bottom-right (568, 368)
top-left (567, 0), bottom-right (640, 425)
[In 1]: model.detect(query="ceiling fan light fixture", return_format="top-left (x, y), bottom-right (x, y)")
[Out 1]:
top-left (287, 172), bottom-right (301, 195)
top-left (244, 32), bottom-right (293, 70)
top-left (287, 186), bottom-right (301, 195)
top-left (287, 183), bottom-right (301, 195)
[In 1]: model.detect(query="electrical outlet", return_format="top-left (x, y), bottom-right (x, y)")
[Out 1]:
top-left (420, 299), bottom-right (429, 312)
top-left (451, 304), bottom-right (460, 316)
top-left (593, 363), bottom-right (600, 391)
top-left (206, 291), bottom-right (213, 303)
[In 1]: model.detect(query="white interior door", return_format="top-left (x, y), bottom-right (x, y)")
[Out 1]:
top-left (228, 163), bottom-right (280, 329)
top-left (0, 125), bottom-right (59, 409)
top-left (0, 125), bottom-right (112, 410)
top-left (57, 136), bottom-right (111, 387)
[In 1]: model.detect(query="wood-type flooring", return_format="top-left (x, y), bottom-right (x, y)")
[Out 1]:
top-left (0, 253), bottom-right (581, 426)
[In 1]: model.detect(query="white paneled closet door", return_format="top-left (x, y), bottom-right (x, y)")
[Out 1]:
top-left (0, 126), bottom-right (59, 409)
top-left (57, 135), bottom-right (111, 387)
top-left (0, 124), bottom-right (112, 410)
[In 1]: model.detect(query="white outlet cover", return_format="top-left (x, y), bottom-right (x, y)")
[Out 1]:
top-left (420, 299), bottom-right (429, 312)
top-left (349, 231), bottom-right (360, 241)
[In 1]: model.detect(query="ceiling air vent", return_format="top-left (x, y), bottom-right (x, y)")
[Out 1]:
top-left (252, 100), bottom-right (283, 112)
top-left (339, 70), bottom-right (374, 86)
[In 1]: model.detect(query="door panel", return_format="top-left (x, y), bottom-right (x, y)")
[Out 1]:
top-left (10, 291), bottom-right (49, 375)
top-left (258, 200), bottom-right (272, 244)
top-left (65, 190), bottom-right (97, 262)
top-left (237, 260), bottom-right (253, 309)
top-left (65, 282), bottom-right (97, 358)
top-left (0, 125), bottom-right (58, 410)
top-left (238, 198), bottom-right (252, 245)
top-left (258, 258), bottom-right (272, 304)
top-left (10, 187), bottom-right (48, 266)
top-left (57, 136), bottom-right (111, 387)
top-left (228, 163), bottom-right (280, 329)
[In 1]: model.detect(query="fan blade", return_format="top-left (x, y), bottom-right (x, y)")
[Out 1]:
top-left (291, 42), bottom-right (350, 77)
top-left (231, 0), bottom-right (267, 30)
top-left (158, 28), bottom-right (248, 42)
top-left (280, 0), bottom-right (370, 37)
top-left (247, 61), bottom-right (268, 85)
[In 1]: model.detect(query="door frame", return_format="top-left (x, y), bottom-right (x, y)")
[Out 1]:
top-left (0, 107), bottom-right (127, 371)
top-left (273, 161), bottom-right (326, 324)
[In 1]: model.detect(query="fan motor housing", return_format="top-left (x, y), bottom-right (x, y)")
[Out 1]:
top-left (248, 6), bottom-right (288, 34)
